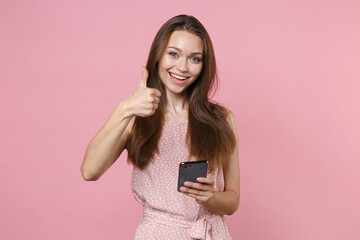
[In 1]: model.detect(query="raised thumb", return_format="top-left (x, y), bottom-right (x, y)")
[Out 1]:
top-left (139, 66), bottom-right (149, 87)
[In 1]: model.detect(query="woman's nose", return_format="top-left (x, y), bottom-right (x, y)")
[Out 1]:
top-left (176, 58), bottom-right (189, 72)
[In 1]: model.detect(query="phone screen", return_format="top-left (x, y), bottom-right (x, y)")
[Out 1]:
top-left (177, 160), bottom-right (208, 192)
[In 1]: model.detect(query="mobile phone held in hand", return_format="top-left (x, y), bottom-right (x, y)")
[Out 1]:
top-left (177, 160), bottom-right (208, 192)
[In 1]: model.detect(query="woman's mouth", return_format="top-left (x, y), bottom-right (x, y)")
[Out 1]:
top-left (169, 72), bottom-right (190, 85)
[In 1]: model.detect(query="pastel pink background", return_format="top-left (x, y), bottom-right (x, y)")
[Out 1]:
top-left (1, 0), bottom-right (359, 239)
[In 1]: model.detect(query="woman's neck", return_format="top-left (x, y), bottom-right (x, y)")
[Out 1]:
top-left (165, 91), bottom-right (189, 122)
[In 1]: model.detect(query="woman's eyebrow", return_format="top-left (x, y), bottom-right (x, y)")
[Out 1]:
top-left (167, 46), bottom-right (203, 55)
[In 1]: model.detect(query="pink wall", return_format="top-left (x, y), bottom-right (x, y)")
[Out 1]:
top-left (1, 0), bottom-right (359, 239)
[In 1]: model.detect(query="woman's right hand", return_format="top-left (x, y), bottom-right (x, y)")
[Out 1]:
top-left (123, 67), bottom-right (161, 118)
top-left (81, 67), bottom-right (161, 181)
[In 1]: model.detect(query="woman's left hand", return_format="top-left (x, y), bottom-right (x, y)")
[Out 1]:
top-left (180, 177), bottom-right (215, 205)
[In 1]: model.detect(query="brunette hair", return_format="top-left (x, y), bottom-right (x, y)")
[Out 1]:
top-left (126, 15), bottom-right (236, 171)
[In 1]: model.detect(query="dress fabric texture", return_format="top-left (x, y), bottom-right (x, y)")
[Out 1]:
top-left (131, 122), bottom-right (232, 240)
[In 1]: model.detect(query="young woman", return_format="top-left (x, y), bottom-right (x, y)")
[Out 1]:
top-left (81, 15), bottom-right (239, 239)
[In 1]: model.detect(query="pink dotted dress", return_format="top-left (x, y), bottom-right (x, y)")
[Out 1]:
top-left (131, 122), bottom-right (232, 240)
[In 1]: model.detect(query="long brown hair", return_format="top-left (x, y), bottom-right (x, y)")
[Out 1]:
top-left (126, 15), bottom-right (236, 171)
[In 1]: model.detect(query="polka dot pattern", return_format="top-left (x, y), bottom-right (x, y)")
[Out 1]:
top-left (131, 122), bottom-right (232, 239)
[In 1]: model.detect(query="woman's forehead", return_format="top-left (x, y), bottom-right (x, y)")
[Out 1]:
top-left (166, 30), bottom-right (203, 54)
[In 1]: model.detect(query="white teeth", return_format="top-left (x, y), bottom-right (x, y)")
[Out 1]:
top-left (170, 72), bottom-right (187, 80)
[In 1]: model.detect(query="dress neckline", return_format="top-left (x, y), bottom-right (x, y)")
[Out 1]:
top-left (163, 121), bottom-right (188, 125)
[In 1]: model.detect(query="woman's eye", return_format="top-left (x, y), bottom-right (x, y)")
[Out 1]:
top-left (191, 57), bottom-right (201, 63)
top-left (169, 52), bottom-right (178, 57)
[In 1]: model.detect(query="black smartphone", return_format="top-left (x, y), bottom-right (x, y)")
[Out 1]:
top-left (177, 160), bottom-right (208, 192)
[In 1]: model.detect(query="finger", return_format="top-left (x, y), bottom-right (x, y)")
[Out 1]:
top-left (181, 186), bottom-right (210, 197)
top-left (184, 181), bottom-right (213, 192)
top-left (152, 97), bottom-right (160, 104)
top-left (181, 189), bottom-right (197, 198)
top-left (197, 177), bottom-right (214, 185)
top-left (180, 186), bottom-right (199, 195)
top-left (138, 66), bottom-right (148, 87)
top-left (148, 88), bottom-right (161, 97)
top-left (143, 108), bottom-right (156, 117)
top-left (181, 188), bottom-right (210, 203)
top-left (150, 88), bottom-right (161, 97)
top-left (153, 103), bottom-right (159, 110)
top-left (186, 185), bottom-right (215, 196)
top-left (184, 192), bottom-right (197, 199)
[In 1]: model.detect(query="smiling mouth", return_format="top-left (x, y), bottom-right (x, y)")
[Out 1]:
top-left (169, 72), bottom-right (189, 81)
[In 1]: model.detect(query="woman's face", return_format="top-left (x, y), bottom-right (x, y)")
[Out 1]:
top-left (158, 30), bottom-right (204, 96)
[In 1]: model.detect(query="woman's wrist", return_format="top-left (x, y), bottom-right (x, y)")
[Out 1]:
top-left (116, 99), bottom-right (133, 120)
top-left (202, 191), bottom-right (217, 209)
top-left (202, 191), bottom-right (238, 215)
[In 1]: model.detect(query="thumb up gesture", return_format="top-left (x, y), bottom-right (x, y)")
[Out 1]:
top-left (125, 67), bottom-right (161, 118)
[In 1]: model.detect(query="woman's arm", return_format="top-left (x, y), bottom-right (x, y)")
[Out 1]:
top-left (180, 111), bottom-right (240, 215)
top-left (80, 103), bottom-right (134, 181)
top-left (80, 67), bottom-right (161, 181)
